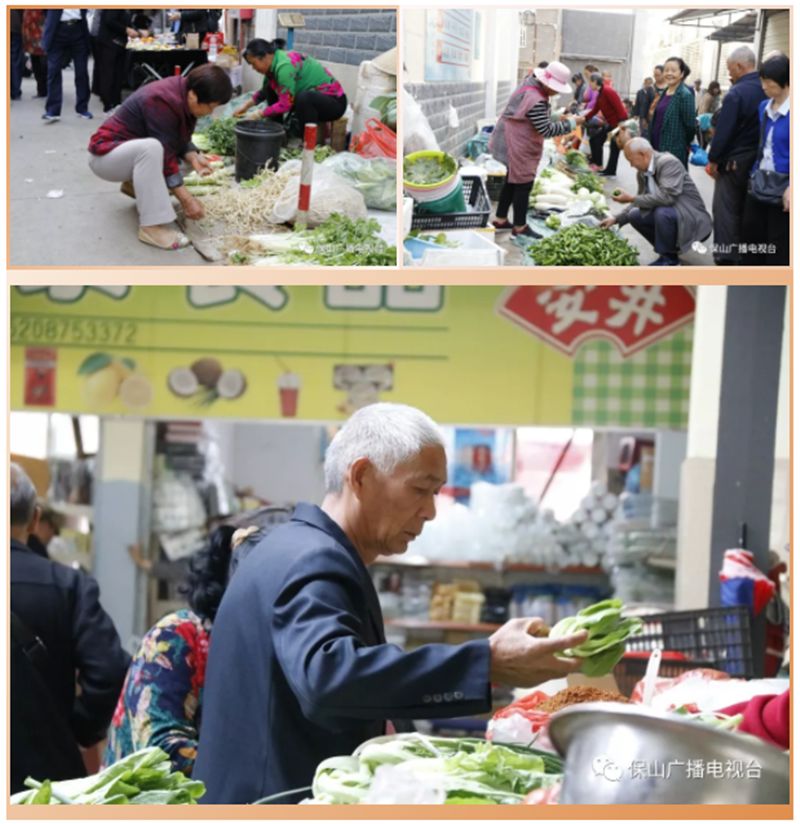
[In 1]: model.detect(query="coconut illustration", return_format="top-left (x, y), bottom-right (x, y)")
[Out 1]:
top-left (191, 357), bottom-right (224, 388)
top-left (216, 369), bottom-right (247, 400)
top-left (119, 374), bottom-right (154, 408)
top-left (168, 366), bottom-right (200, 398)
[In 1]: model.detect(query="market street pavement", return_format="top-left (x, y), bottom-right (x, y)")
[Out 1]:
top-left (10, 70), bottom-right (207, 266)
top-left (495, 145), bottom-right (717, 267)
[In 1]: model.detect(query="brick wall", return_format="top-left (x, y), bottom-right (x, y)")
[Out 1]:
top-left (276, 9), bottom-right (396, 67)
top-left (406, 81), bottom-right (487, 156)
top-left (496, 81), bottom-right (513, 114)
top-left (405, 80), bottom-right (514, 156)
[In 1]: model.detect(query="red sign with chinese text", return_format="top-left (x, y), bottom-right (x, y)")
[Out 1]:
top-left (497, 286), bottom-right (695, 357)
top-left (24, 347), bottom-right (57, 406)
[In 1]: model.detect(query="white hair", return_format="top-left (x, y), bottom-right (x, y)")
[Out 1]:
top-left (10, 462), bottom-right (37, 527)
top-left (324, 403), bottom-right (445, 494)
top-left (728, 46), bottom-right (756, 67)
top-left (626, 137), bottom-right (654, 154)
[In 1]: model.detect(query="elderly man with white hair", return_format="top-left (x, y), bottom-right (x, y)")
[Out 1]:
top-left (194, 404), bottom-right (588, 803)
top-left (600, 137), bottom-right (712, 265)
top-left (707, 45), bottom-right (767, 265)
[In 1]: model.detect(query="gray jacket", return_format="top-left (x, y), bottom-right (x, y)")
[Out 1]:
top-left (616, 151), bottom-right (712, 252)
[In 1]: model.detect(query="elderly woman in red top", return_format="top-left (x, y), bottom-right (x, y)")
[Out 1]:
top-left (584, 72), bottom-right (629, 176)
top-left (88, 64), bottom-right (232, 250)
top-left (489, 61), bottom-right (585, 238)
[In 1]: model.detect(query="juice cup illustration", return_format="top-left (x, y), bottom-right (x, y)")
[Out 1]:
top-left (278, 372), bottom-right (301, 417)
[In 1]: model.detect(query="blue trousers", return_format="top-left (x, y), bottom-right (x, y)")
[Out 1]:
top-left (45, 22), bottom-right (90, 116)
top-left (10, 32), bottom-right (25, 99)
top-left (627, 206), bottom-right (679, 255)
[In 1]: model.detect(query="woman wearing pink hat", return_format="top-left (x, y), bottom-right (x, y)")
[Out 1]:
top-left (489, 61), bottom-right (585, 237)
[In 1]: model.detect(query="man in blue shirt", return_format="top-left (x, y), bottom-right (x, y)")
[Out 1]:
top-left (707, 46), bottom-right (767, 264)
top-left (194, 404), bottom-right (588, 803)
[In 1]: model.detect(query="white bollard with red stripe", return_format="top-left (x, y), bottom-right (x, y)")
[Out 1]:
top-left (295, 123), bottom-right (318, 231)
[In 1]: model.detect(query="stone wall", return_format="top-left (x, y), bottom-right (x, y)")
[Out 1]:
top-left (276, 9), bottom-right (396, 67)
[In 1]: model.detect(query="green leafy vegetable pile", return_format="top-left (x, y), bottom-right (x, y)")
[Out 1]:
top-left (571, 172), bottom-right (603, 195)
top-left (544, 215), bottom-right (562, 230)
top-left (11, 748), bottom-right (205, 805)
top-left (526, 223), bottom-right (639, 266)
top-left (279, 145), bottom-right (337, 164)
top-left (403, 153), bottom-right (458, 186)
top-left (200, 117), bottom-right (237, 156)
top-left (282, 214), bottom-right (396, 266)
top-left (550, 598), bottom-right (643, 677)
top-left (565, 149), bottom-right (589, 169)
top-left (371, 94), bottom-right (397, 131)
top-left (312, 734), bottom-right (562, 804)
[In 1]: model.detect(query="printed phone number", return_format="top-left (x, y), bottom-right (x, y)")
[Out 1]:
top-left (11, 316), bottom-right (138, 346)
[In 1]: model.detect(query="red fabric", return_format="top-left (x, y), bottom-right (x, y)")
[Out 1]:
top-left (720, 690), bottom-right (789, 749)
top-left (585, 85), bottom-right (629, 128)
top-left (88, 76), bottom-right (196, 184)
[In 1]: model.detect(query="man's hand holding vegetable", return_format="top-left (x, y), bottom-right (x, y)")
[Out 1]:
top-left (489, 617), bottom-right (589, 687)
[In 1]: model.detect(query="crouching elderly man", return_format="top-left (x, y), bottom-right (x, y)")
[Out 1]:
top-left (194, 404), bottom-right (588, 803)
top-left (600, 137), bottom-right (712, 265)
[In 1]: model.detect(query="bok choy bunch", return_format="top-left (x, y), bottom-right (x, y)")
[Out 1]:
top-left (312, 733), bottom-right (562, 804)
top-left (550, 598), bottom-right (643, 677)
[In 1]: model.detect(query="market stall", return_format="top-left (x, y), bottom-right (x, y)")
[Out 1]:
top-left (402, 136), bottom-right (640, 268)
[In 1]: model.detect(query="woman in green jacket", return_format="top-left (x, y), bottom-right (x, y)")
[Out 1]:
top-left (649, 56), bottom-right (697, 168)
top-left (233, 38), bottom-right (347, 134)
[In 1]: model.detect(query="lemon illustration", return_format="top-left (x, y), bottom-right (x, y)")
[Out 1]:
top-left (83, 367), bottom-right (122, 407)
top-left (109, 359), bottom-right (133, 382)
top-left (119, 374), bottom-right (154, 408)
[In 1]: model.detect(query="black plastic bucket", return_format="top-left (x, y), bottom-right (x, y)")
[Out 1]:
top-left (234, 120), bottom-right (286, 181)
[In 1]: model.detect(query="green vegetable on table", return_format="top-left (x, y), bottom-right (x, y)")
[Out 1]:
top-left (11, 748), bottom-right (205, 805)
top-left (612, 188), bottom-right (622, 197)
top-left (544, 215), bottom-right (561, 230)
top-left (526, 223), bottom-right (639, 266)
top-left (550, 598), bottom-right (643, 677)
top-left (312, 734), bottom-right (562, 804)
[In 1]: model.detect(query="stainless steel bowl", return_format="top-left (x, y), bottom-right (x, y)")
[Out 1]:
top-left (548, 702), bottom-right (789, 804)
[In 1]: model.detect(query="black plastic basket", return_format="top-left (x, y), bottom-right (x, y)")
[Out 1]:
top-left (613, 606), bottom-right (754, 697)
top-left (411, 176), bottom-right (492, 231)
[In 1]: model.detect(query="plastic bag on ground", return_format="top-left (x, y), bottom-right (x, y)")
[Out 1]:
top-left (322, 153), bottom-right (396, 210)
top-left (270, 163), bottom-right (368, 226)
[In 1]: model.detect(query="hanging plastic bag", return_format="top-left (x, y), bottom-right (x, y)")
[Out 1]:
top-left (719, 548), bottom-right (776, 616)
top-left (351, 117), bottom-right (397, 159)
top-left (690, 143), bottom-right (709, 166)
top-left (321, 153), bottom-right (396, 211)
top-left (404, 88), bottom-right (439, 154)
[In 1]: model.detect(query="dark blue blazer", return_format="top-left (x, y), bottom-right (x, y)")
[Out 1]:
top-left (708, 71), bottom-right (767, 164)
top-left (193, 504), bottom-right (491, 803)
top-left (43, 10), bottom-right (89, 53)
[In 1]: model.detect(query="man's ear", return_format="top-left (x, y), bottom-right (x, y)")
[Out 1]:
top-left (347, 457), bottom-right (372, 500)
top-left (29, 504), bottom-right (41, 536)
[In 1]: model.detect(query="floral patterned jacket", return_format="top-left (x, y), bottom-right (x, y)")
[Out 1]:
top-left (104, 609), bottom-right (210, 776)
